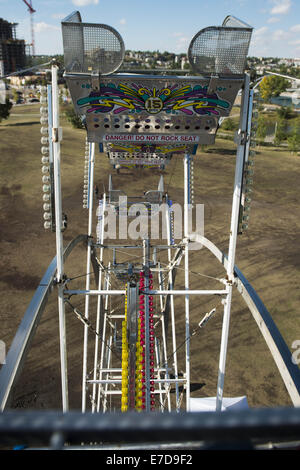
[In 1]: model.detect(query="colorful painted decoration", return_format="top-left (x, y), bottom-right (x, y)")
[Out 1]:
top-left (77, 83), bottom-right (230, 116)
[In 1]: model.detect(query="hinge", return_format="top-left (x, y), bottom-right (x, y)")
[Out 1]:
top-left (234, 129), bottom-right (248, 146)
top-left (52, 127), bottom-right (63, 142)
top-left (207, 75), bottom-right (220, 94)
top-left (91, 72), bottom-right (100, 91)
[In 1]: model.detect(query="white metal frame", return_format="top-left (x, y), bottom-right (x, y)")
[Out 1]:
top-left (216, 74), bottom-right (251, 410)
top-left (46, 66), bottom-right (298, 417)
top-left (52, 65), bottom-right (68, 412)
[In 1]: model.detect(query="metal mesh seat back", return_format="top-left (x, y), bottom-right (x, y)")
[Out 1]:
top-left (63, 11), bottom-right (82, 23)
top-left (62, 22), bottom-right (85, 73)
top-left (188, 26), bottom-right (252, 75)
top-left (62, 19), bottom-right (125, 74)
top-left (222, 15), bottom-right (252, 28)
top-left (62, 14), bottom-right (251, 159)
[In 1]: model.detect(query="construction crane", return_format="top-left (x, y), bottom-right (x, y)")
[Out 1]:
top-left (22, 0), bottom-right (36, 56)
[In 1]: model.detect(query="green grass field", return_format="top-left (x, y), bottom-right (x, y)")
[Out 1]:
top-left (0, 103), bottom-right (300, 410)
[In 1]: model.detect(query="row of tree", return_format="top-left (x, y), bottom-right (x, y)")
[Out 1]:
top-left (0, 99), bottom-right (12, 123)
top-left (258, 76), bottom-right (300, 153)
top-left (221, 106), bottom-right (300, 153)
top-left (259, 75), bottom-right (291, 101)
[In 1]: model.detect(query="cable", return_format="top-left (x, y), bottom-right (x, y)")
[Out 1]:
top-left (111, 246), bottom-right (223, 283)
top-left (165, 305), bottom-right (219, 365)
top-left (64, 299), bottom-right (122, 362)
top-left (0, 60), bottom-right (53, 80)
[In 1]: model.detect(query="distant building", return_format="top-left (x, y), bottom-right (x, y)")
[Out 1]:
top-left (0, 18), bottom-right (26, 76)
top-left (181, 56), bottom-right (188, 70)
top-left (294, 58), bottom-right (300, 67)
top-left (270, 90), bottom-right (300, 109)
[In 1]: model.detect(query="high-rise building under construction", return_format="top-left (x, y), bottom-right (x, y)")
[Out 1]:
top-left (0, 18), bottom-right (26, 76)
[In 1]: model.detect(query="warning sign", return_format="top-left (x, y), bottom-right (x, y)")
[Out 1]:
top-left (104, 134), bottom-right (200, 143)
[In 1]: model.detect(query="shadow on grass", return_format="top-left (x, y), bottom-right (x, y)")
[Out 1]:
top-left (206, 147), bottom-right (236, 155)
top-left (170, 382), bottom-right (206, 394)
top-left (4, 121), bottom-right (40, 127)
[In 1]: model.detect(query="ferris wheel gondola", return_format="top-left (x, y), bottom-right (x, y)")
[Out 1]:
top-left (1, 12), bottom-right (300, 450)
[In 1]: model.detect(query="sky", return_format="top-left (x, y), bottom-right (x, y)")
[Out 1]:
top-left (1, 0), bottom-right (300, 58)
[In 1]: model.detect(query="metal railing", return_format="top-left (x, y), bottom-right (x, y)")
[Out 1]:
top-left (0, 235), bottom-right (89, 411)
top-left (0, 407), bottom-right (300, 449)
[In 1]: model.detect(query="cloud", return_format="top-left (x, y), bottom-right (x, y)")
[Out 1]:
top-left (290, 24), bottom-right (300, 33)
top-left (178, 37), bottom-right (189, 43)
top-left (174, 36), bottom-right (189, 52)
top-left (51, 13), bottom-right (67, 20)
top-left (272, 29), bottom-right (291, 42)
top-left (119, 18), bottom-right (126, 25)
top-left (34, 22), bottom-right (60, 33)
top-left (170, 32), bottom-right (189, 51)
top-left (270, 0), bottom-right (291, 15)
top-left (72, 0), bottom-right (99, 6)
top-left (288, 39), bottom-right (300, 46)
top-left (267, 17), bottom-right (280, 23)
top-left (250, 26), bottom-right (271, 54)
top-left (253, 26), bottom-right (269, 36)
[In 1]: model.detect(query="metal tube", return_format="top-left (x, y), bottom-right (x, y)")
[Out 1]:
top-left (158, 265), bottom-right (171, 411)
top-left (52, 65), bottom-right (63, 280)
top-left (92, 193), bottom-right (106, 411)
top-left (97, 270), bottom-right (111, 412)
top-left (165, 200), bottom-right (179, 410)
top-left (153, 289), bottom-right (227, 295)
top-left (216, 74), bottom-right (251, 411)
top-left (82, 142), bottom-right (95, 412)
top-left (103, 336), bottom-right (113, 412)
top-left (88, 378), bottom-right (186, 384)
top-left (184, 154), bottom-right (190, 411)
top-left (154, 338), bottom-right (163, 412)
top-left (64, 289), bottom-right (227, 296)
top-left (2, 407), bottom-right (300, 445)
top-left (96, 244), bottom-right (178, 249)
top-left (143, 240), bottom-right (151, 412)
top-left (127, 284), bottom-right (138, 410)
top-left (88, 380), bottom-right (122, 384)
top-left (52, 65), bottom-right (68, 412)
top-left (47, 84), bottom-right (55, 232)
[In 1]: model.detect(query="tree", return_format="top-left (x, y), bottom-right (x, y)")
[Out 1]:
top-left (0, 98), bottom-right (12, 122)
top-left (221, 117), bottom-right (237, 131)
top-left (259, 75), bottom-right (290, 102)
top-left (276, 106), bottom-right (294, 119)
top-left (64, 103), bottom-right (84, 129)
top-left (274, 118), bottom-right (286, 146)
top-left (249, 68), bottom-right (257, 82)
top-left (287, 118), bottom-right (300, 154)
top-left (256, 115), bottom-right (267, 142)
top-left (11, 88), bottom-right (20, 103)
top-left (287, 134), bottom-right (300, 154)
